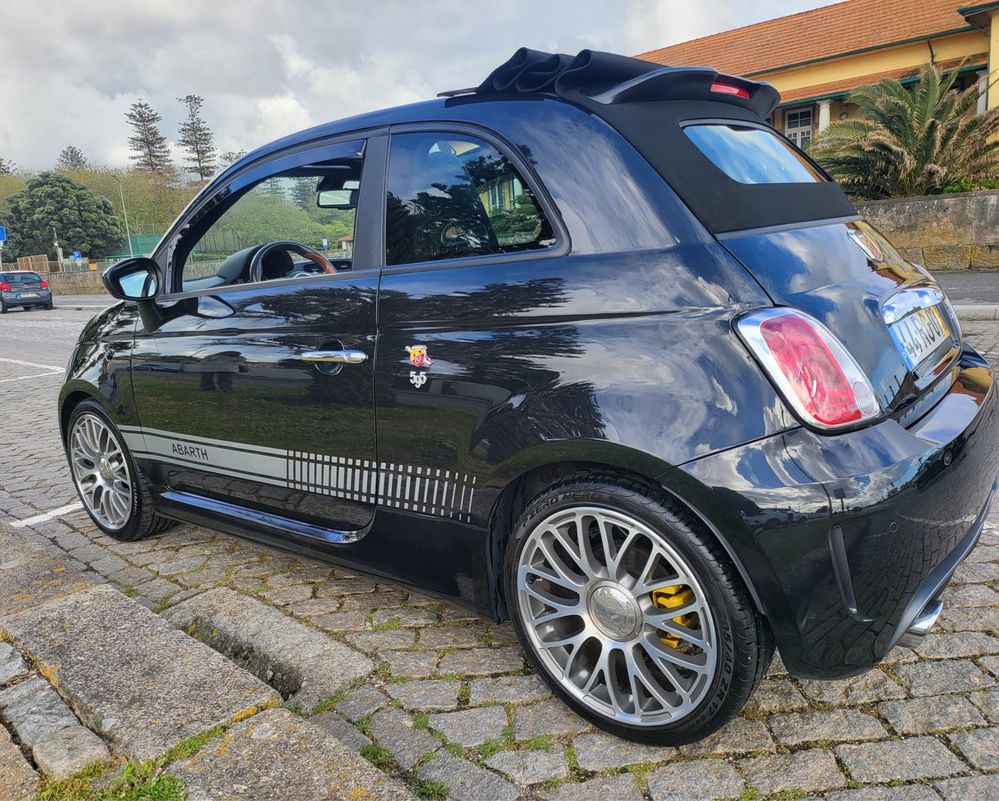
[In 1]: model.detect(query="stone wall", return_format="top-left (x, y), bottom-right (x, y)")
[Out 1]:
top-left (855, 189), bottom-right (999, 271)
top-left (47, 270), bottom-right (106, 295)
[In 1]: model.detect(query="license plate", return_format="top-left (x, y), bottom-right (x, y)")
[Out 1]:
top-left (20, 292), bottom-right (39, 299)
top-left (890, 305), bottom-right (951, 370)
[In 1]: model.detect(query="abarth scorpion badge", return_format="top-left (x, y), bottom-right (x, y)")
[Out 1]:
top-left (407, 345), bottom-right (432, 388)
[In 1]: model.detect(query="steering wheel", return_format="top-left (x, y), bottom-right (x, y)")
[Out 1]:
top-left (248, 241), bottom-right (336, 283)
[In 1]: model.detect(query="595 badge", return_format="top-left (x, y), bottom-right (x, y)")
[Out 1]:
top-left (406, 344), bottom-right (433, 388)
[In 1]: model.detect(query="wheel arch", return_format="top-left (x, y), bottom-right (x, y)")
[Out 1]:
top-left (484, 447), bottom-right (766, 622)
top-left (58, 383), bottom-right (112, 444)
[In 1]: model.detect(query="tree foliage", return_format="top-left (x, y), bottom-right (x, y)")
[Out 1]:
top-left (811, 63), bottom-right (999, 198)
top-left (177, 95), bottom-right (217, 180)
top-left (0, 158), bottom-right (15, 175)
top-left (219, 150), bottom-right (248, 169)
top-left (56, 145), bottom-right (88, 171)
top-left (126, 100), bottom-right (172, 173)
top-left (3, 172), bottom-right (121, 259)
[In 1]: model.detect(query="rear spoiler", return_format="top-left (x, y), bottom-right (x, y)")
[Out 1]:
top-left (440, 48), bottom-right (779, 118)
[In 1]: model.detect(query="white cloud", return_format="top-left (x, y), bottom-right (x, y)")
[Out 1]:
top-left (0, 0), bottom-right (831, 170)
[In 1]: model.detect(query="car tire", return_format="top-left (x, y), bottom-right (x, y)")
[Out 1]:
top-left (505, 472), bottom-right (772, 745)
top-left (23, 306), bottom-right (31, 311)
top-left (66, 400), bottom-right (174, 541)
top-left (46, 302), bottom-right (54, 310)
top-left (0, 301), bottom-right (7, 314)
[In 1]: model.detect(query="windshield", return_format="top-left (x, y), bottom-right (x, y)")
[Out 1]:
top-left (683, 124), bottom-right (823, 184)
top-left (0, 273), bottom-right (43, 284)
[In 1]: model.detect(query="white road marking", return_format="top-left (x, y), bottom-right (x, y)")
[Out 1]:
top-left (0, 371), bottom-right (63, 383)
top-left (10, 502), bottom-right (84, 528)
top-left (0, 357), bottom-right (63, 371)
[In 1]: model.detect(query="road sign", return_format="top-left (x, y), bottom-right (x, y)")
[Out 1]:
top-left (0, 226), bottom-right (6, 242)
top-left (73, 250), bottom-right (82, 260)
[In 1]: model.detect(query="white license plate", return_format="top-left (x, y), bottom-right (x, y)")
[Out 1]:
top-left (890, 305), bottom-right (951, 370)
top-left (19, 292), bottom-right (40, 299)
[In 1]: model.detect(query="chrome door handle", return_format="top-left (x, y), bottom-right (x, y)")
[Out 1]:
top-left (302, 349), bottom-right (368, 364)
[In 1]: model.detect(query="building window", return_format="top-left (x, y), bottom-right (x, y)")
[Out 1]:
top-left (784, 107), bottom-right (813, 150)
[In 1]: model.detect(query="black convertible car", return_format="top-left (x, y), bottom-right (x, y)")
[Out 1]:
top-left (60, 49), bottom-right (998, 744)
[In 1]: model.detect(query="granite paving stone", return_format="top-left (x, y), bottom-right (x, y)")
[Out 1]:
top-left (545, 774), bottom-right (644, 801)
top-left (939, 605), bottom-right (999, 632)
top-left (769, 709), bottom-right (887, 745)
top-left (0, 726), bottom-right (38, 801)
top-left (948, 726), bottom-right (999, 770)
top-left (32, 725), bottom-right (111, 779)
top-left (826, 786), bottom-right (943, 801)
top-left (418, 624), bottom-right (488, 649)
top-left (836, 737), bottom-right (967, 782)
top-left (572, 730), bottom-right (674, 771)
top-left (895, 659), bottom-right (996, 696)
top-left (678, 716), bottom-right (775, 755)
top-left (349, 628), bottom-right (418, 652)
top-left (934, 774), bottom-right (999, 801)
top-left (647, 758), bottom-right (745, 801)
top-left (369, 707), bottom-right (440, 770)
top-left (428, 705), bottom-right (508, 747)
top-left (914, 632), bottom-right (999, 659)
top-left (744, 678), bottom-right (809, 714)
top-left (335, 685), bottom-right (388, 721)
top-left (0, 584), bottom-right (280, 761)
top-left (371, 607), bottom-right (439, 627)
top-left (878, 694), bottom-right (986, 733)
top-left (168, 708), bottom-right (415, 800)
top-left (486, 749), bottom-right (568, 785)
top-left (738, 748), bottom-right (847, 794)
top-left (383, 649), bottom-right (438, 678)
top-left (338, 589), bottom-right (406, 611)
top-left (968, 688), bottom-right (999, 721)
top-left (514, 698), bottom-right (591, 739)
top-left (2, 685), bottom-right (79, 746)
top-left (417, 751), bottom-right (518, 801)
top-left (163, 587), bottom-right (373, 710)
top-left (940, 584), bottom-right (999, 607)
top-left (308, 710), bottom-right (372, 752)
top-left (799, 669), bottom-right (906, 704)
top-left (311, 611), bottom-right (370, 632)
top-left (980, 654), bottom-right (999, 677)
top-left (438, 646), bottom-right (524, 676)
top-left (469, 674), bottom-right (551, 705)
top-left (0, 643), bottom-right (28, 684)
top-left (385, 679), bottom-right (460, 711)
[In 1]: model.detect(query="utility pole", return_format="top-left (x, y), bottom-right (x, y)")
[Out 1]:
top-left (112, 172), bottom-right (134, 257)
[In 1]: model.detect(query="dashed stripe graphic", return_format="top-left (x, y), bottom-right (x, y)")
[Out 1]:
top-left (122, 426), bottom-right (476, 521)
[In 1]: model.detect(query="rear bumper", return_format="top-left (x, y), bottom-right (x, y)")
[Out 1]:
top-left (1, 289), bottom-right (51, 306)
top-left (677, 345), bottom-right (999, 679)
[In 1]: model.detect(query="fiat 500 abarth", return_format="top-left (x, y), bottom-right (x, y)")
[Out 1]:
top-left (60, 49), bottom-right (999, 744)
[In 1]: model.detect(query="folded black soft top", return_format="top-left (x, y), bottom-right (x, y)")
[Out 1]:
top-left (446, 49), bottom-right (857, 236)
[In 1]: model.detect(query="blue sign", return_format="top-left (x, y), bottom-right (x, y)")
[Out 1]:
top-left (0, 226), bottom-right (6, 242)
top-left (72, 250), bottom-right (82, 260)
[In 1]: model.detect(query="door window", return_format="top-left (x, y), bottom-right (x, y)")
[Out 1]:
top-left (385, 132), bottom-right (554, 266)
top-left (176, 139), bottom-right (365, 291)
top-left (783, 108), bottom-right (813, 150)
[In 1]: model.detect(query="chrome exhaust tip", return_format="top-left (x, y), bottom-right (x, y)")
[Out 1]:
top-left (898, 599), bottom-right (943, 649)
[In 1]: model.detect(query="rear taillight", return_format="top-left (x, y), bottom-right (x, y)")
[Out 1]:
top-left (710, 81), bottom-right (750, 99)
top-left (0, 283), bottom-right (10, 291)
top-left (40, 280), bottom-right (48, 289)
top-left (737, 308), bottom-right (880, 430)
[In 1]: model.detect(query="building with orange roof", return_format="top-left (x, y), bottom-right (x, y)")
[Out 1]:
top-left (636, 0), bottom-right (999, 149)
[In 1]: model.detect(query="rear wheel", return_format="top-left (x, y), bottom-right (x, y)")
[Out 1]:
top-left (505, 473), bottom-right (772, 745)
top-left (67, 400), bottom-right (173, 541)
top-left (0, 301), bottom-right (7, 314)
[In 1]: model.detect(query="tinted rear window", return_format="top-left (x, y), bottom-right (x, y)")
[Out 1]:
top-left (0, 273), bottom-right (42, 284)
top-left (683, 124), bottom-right (823, 184)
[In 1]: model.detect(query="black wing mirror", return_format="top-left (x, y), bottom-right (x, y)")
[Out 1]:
top-left (103, 257), bottom-right (162, 302)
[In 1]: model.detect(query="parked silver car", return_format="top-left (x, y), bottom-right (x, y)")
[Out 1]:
top-left (0, 271), bottom-right (53, 313)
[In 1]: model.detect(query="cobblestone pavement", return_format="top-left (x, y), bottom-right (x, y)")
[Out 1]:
top-left (1, 307), bottom-right (998, 800)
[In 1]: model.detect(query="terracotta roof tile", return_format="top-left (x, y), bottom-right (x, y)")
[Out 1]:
top-left (636, 0), bottom-right (972, 76)
top-left (777, 52), bottom-right (986, 104)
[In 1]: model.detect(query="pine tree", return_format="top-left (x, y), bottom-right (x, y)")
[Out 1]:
top-left (56, 145), bottom-right (88, 171)
top-left (126, 100), bottom-right (171, 173)
top-left (219, 150), bottom-right (248, 169)
top-left (177, 95), bottom-right (217, 180)
top-left (0, 157), bottom-right (15, 175)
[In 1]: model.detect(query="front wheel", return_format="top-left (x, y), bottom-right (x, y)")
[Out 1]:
top-left (66, 400), bottom-right (173, 541)
top-left (505, 474), bottom-right (772, 745)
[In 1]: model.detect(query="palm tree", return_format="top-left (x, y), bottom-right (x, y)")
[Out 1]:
top-left (810, 62), bottom-right (999, 199)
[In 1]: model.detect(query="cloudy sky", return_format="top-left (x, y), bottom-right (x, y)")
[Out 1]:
top-left (1, 0), bottom-right (831, 171)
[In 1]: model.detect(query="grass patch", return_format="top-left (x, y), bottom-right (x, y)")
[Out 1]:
top-left (413, 714), bottom-right (429, 730)
top-left (373, 617), bottom-right (402, 632)
top-left (360, 743), bottom-right (397, 770)
top-left (355, 715), bottom-right (373, 736)
top-left (162, 725), bottom-right (224, 764)
top-left (473, 739), bottom-right (509, 760)
top-left (34, 761), bottom-right (185, 801)
top-left (415, 779), bottom-right (449, 800)
top-left (520, 734), bottom-right (553, 751)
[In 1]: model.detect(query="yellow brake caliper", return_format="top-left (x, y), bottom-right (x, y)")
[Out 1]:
top-left (651, 585), bottom-right (697, 650)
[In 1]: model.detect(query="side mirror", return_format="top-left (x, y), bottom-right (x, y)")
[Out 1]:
top-left (103, 257), bottom-right (161, 302)
top-left (317, 188), bottom-right (358, 209)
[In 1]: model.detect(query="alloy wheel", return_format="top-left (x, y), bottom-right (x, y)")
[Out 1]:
top-left (69, 413), bottom-right (133, 530)
top-left (516, 506), bottom-right (718, 727)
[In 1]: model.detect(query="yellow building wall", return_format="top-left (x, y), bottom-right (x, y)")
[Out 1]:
top-left (754, 29), bottom-right (988, 98)
top-left (991, 11), bottom-right (999, 110)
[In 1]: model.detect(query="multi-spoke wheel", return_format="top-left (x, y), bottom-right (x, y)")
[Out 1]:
top-left (70, 413), bottom-right (133, 530)
top-left (506, 475), bottom-right (773, 745)
top-left (65, 400), bottom-right (173, 541)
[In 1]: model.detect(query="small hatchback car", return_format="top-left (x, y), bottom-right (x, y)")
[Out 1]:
top-left (61, 49), bottom-right (999, 744)
top-left (1, 270), bottom-right (53, 312)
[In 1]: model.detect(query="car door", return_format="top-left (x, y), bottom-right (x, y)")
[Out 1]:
top-left (128, 135), bottom-right (386, 534)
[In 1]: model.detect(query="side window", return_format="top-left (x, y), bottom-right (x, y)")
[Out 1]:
top-left (385, 132), bottom-right (554, 267)
top-left (177, 139), bottom-right (365, 290)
